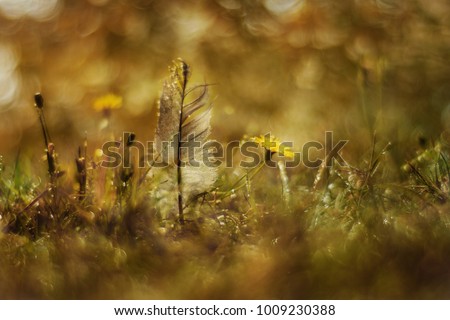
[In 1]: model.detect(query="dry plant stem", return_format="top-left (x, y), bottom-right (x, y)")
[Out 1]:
top-left (277, 160), bottom-right (291, 209)
top-left (35, 95), bottom-right (57, 186)
top-left (357, 133), bottom-right (377, 212)
top-left (37, 110), bottom-right (49, 148)
top-left (176, 63), bottom-right (189, 224)
top-left (76, 143), bottom-right (87, 201)
top-left (38, 111), bottom-right (55, 177)
top-left (408, 162), bottom-right (447, 202)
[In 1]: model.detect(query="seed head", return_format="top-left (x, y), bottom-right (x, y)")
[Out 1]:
top-left (34, 93), bottom-right (44, 109)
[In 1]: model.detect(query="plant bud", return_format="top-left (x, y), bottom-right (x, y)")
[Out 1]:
top-left (34, 93), bottom-right (44, 109)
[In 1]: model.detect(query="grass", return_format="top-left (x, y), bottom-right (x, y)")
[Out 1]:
top-left (1, 87), bottom-right (450, 299)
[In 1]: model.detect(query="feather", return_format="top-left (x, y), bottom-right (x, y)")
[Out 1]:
top-left (153, 59), bottom-right (217, 222)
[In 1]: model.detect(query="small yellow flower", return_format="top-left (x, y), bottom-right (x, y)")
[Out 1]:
top-left (94, 148), bottom-right (104, 159)
top-left (93, 93), bottom-right (123, 112)
top-left (252, 135), bottom-right (295, 158)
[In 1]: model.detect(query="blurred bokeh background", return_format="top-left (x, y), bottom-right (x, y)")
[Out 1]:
top-left (1, 0), bottom-right (450, 167)
top-left (2, 0), bottom-right (450, 300)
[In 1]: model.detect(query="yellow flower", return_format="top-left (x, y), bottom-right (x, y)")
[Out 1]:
top-left (252, 135), bottom-right (295, 158)
top-left (93, 93), bottom-right (123, 112)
